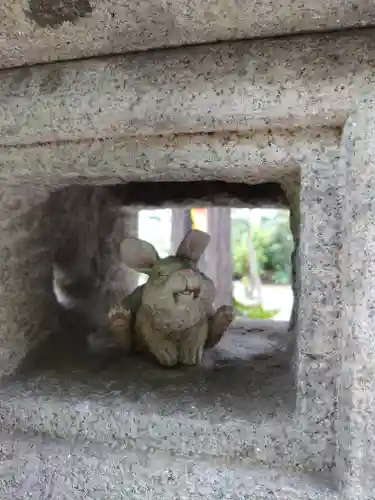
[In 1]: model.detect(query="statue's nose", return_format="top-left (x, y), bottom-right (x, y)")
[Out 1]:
top-left (180, 268), bottom-right (195, 276)
top-left (180, 269), bottom-right (201, 293)
top-left (180, 269), bottom-right (198, 282)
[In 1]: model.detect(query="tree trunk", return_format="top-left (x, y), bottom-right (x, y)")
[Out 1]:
top-left (122, 207), bottom-right (139, 293)
top-left (171, 208), bottom-right (192, 253)
top-left (247, 209), bottom-right (263, 304)
top-left (206, 207), bottom-right (233, 308)
top-left (190, 208), bottom-right (209, 274)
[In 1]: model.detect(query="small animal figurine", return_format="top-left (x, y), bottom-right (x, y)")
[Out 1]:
top-left (108, 229), bottom-right (234, 367)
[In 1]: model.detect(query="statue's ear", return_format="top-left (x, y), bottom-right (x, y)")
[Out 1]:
top-left (121, 237), bottom-right (159, 274)
top-left (176, 230), bottom-right (210, 262)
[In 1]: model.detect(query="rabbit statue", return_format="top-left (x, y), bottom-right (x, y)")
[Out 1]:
top-left (108, 229), bottom-right (234, 366)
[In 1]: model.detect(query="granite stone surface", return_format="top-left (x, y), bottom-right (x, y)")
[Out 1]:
top-left (0, 128), bottom-right (335, 187)
top-left (336, 99), bottom-right (375, 500)
top-left (0, 184), bottom-right (139, 377)
top-left (0, 322), bottom-right (339, 499)
top-left (0, 323), bottom-right (295, 465)
top-left (0, 30), bottom-right (374, 147)
top-left (50, 185), bottom-right (139, 330)
top-left (296, 143), bottom-right (343, 474)
top-left (0, 184), bottom-right (57, 378)
top-left (0, 24), bottom-right (374, 499)
top-left (0, 430), bottom-right (338, 500)
top-left (0, 1), bottom-right (374, 69)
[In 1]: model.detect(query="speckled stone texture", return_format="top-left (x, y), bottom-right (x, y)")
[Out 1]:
top-left (0, 184), bottom-right (138, 378)
top-left (296, 141), bottom-right (343, 474)
top-left (49, 185), bottom-right (138, 330)
top-left (335, 100), bottom-right (375, 500)
top-left (0, 0), bottom-right (374, 69)
top-left (0, 183), bottom-right (58, 378)
top-left (0, 321), bottom-right (340, 499)
top-left (279, 175), bottom-right (300, 360)
top-left (1, 26), bottom-right (375, 499)
top-left (1, 30), bottom-right (375, 150)
top-left (0, 430), bottom-right (338, 500)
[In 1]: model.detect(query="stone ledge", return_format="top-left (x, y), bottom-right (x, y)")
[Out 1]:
top-left (0, 430), bottom-right (338, 500)
top-left (0, 0), bottom-right (374, 70)
top-left (0, 128), bottom-right (337, 185)
top-left (0, 30), bottom-right (373, 146)
top-left (0, 325), bottom-right (302, 471)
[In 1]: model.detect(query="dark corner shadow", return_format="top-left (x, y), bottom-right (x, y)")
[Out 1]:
top-left (108, 181), bottom-right (289, 208)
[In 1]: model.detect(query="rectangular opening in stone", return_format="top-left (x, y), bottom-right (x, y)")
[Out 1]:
top-left (0, 179), bottom-right (304, 475)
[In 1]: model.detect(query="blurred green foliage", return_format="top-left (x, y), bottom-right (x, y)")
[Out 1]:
top-left (232, 210), bottom-right (294, 285)
top-left (233, 298), bottom-right (280, 319)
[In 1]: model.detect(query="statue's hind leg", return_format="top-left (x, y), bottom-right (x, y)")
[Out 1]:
top-left (205, 305), bottom-right (234, 349)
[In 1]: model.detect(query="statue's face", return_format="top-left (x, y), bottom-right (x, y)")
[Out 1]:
top-left (145, 256), bottom-right (203, 309)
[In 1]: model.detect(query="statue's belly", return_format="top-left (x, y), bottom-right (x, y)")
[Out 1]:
top-left (151, 303), bottom-right (206, 337)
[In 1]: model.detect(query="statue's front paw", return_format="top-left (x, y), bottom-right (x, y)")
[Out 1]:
top-left (154, 342), bottom-right (179, 367)
top-left (215, 305), bottom-right (235, 330)
top-left (205, 305), bottom-right (234, 349)
top-left (179, 345), bottom-right (204, 366)
top-left (108, 305), bottom-right (131, 321)
top-left (108, 305), bottom-right (132, 352)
